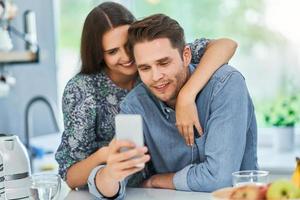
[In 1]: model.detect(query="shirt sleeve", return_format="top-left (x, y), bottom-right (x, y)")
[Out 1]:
top-left (173, 70), bottom-right (253, 192)
top-left (55, 77), bottom-right (102, 181)
top-left (188, 38), bottom-right (211, 65)
top-left (87, 100), bottom-right (146, 199)
top-left (88, 165), bottom-right (127, 200)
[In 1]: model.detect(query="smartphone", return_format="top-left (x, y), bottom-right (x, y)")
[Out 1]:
top-left (115, 114), bottom-right (144, 167)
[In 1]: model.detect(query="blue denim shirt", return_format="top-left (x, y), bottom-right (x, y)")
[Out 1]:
top-left (88, 64), bottom-right (258, 199)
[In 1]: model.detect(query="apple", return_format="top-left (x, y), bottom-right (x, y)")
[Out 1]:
top-left (266, 179), bottom-right (300, 200)
top-left (259, 184), bottom-right (269, 199)
top-left (230, 185), bottom-right (264, 200)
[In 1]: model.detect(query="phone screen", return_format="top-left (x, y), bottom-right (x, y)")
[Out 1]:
top-left (115, 114), bottom-right (145, 167)
top-left (115, 114), bottom-right (144, 148)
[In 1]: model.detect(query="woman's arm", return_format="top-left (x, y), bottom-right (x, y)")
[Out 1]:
top-left (66, 147), bottom-right (108, 189)
top-left (55, 77), bottom-right (109, 189)
top-left (176, 38), bottom-right (238, 146)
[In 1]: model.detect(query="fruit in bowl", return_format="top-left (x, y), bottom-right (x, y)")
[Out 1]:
top-left (213, 180), bottom-right (300, 200)
top-left (292, 157), bottom-right (300, 188)
top-left (212, 184), bottom-right (268, 200)
top-left (230, 184), bottom-right (267, 200)
top-left (266, 179), bottom-right (300, 200)
top-left (213, 158), bottom-right (300, 200)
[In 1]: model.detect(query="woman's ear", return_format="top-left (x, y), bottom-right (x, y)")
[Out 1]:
top-left (182, 45), bottom-right (192, 67)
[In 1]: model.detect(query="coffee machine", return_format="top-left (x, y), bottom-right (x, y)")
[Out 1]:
top-left (0, 134), bottom-right (31, 200)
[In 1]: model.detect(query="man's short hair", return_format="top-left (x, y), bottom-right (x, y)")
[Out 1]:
top-left (127, 14), bottom-right (185, 59)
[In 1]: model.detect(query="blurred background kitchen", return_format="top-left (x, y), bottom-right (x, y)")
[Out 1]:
top-left (0, 0), bottom-right (299, 181)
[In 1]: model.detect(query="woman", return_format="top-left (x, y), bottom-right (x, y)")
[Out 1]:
top-left (55, 1), bottom-right (237, 189)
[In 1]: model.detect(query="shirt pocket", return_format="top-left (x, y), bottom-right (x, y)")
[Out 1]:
top-left (194, 132), bottom-right (206, 163)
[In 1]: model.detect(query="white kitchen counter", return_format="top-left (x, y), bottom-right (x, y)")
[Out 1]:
top-left (62, 186), bottom-right (212, 200)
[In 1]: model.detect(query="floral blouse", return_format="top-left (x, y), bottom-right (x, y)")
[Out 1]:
top-left (55, 38), bottom-right (210, 181)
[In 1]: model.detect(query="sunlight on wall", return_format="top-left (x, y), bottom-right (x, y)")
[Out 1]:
top-left (265, 0), bottom-right (300, 44)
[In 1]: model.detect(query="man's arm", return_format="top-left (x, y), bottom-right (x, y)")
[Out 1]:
top-left (88, 165), bottom-right (126, 200)
top-left (88, 139), bottom-right (150, 199)
top-left (142, 173), bottom-right (175, 189)
top-left (174, 69), bottom-right (255, 192)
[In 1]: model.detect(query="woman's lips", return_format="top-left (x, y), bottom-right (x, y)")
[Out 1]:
top-left (121, 61), bottom-right (134, 67)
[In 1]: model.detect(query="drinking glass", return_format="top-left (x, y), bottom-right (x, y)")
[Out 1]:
top-left (232, 170), bottom-right (269, 187)
top-left (30, 173), bottom-right (61, 200)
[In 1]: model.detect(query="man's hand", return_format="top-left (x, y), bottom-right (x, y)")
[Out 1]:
top-left (175, 91), bottom-right (203, 146)
top-left (141, 177), bottom-right (153, 188)
top-left (95, 139), bottom-right (150, 197)
top-left (105, 139), bottom-right (150, 182)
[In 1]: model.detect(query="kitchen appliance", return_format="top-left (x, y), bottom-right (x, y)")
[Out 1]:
top-left (0, 133), bottom-right (31, 200)
top-left (0, 152), bottom-right (6, 199)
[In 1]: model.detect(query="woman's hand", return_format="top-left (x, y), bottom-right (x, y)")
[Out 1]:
top-left (175, 91), bottom-right (203, 146)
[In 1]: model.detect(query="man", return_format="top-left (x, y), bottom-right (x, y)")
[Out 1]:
top-left (88, 14), bottom-right (258, 199)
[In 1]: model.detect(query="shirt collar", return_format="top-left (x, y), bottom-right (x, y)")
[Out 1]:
top-left (158, 100), bottom-right (174, 119)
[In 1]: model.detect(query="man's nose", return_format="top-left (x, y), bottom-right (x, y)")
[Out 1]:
top-left (152, 68), bottom-right (163, 81)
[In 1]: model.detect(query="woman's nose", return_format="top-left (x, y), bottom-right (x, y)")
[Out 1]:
top-left (120, 47), bottom-right (131, 62)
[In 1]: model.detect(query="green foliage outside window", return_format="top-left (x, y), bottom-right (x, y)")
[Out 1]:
top-left (264, 94), bottom-right (300, 127)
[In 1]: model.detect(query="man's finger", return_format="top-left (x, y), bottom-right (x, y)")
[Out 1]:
top-left (115, 146), bottom-right (147, 162)
top-left (113, 139), bottom-right (136, 153)
top-left (120, 166), bottom-right (145, 180)
top-left (118, 154), bottom-right (150, 170)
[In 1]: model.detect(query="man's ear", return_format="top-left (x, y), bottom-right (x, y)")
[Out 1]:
top-left (182, 45), bottom-right (192, 67)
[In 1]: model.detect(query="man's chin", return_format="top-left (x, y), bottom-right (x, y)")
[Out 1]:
top-left (148, 88), bottom-right (174, 103)
top-left (152, 93), bottom-right (171, 103)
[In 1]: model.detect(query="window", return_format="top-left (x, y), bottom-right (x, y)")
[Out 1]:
top-left (58, 0), bottom-right (300, 127)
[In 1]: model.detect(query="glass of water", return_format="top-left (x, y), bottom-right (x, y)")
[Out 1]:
top-left (30, 173), bottom-right (61, 200)
top-left (232, 170), bottom-right (269, 187)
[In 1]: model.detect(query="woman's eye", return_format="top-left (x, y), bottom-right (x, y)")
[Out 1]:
top-left (107, 49), bottom-right (118, 55)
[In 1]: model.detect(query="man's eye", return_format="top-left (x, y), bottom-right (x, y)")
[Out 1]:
top-left (160, 62), bottom-right (169, 66)
top-left (140, 67), bottom-right (150, 71)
